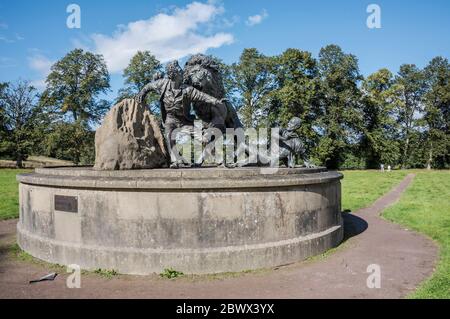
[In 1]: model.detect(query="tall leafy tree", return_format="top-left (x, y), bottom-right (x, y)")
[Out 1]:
top-left (393, 64), bottom-right (427, 168)
top-left (271, 48), bottom-right (320, 153)
top-left (315, 45), bottom-right (363, 169)
top-left (40, 49), bottom-right (110, 125)
top-left (0, 80), bottom-right (40, 167)
top-left (117, 51), bottom-right (162, 112)
top-left (231, 48), bottom-right (276, 128)
top-left (423, 57), bottom-right (450, 169)
top-left (361, 69), bottom-right (400, 168)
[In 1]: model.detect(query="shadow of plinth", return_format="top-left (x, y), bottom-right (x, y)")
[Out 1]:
top-left (342, 211), bottom-right (368, 241)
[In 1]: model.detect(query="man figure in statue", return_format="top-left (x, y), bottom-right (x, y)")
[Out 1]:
top-left (135, 61), bottom-right (226, 168)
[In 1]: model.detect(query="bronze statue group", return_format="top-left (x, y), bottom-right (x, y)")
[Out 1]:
top-left (135, 54), bottom-right (312, 169)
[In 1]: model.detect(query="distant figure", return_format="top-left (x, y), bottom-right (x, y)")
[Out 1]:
top-left (380, 164), bottom-right (385, 172)
top-left (387, 165), bottom-right (391, 172)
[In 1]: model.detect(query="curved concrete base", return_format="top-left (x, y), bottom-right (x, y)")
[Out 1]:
top-left (17, 167), bottom-right (343, 274)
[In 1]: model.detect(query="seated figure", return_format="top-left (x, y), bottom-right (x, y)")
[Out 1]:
top-left (278, 117), bottom-right (315, 168)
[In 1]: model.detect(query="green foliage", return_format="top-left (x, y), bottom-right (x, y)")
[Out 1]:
top-left (117, 51), bottom-right (162, 113)
top-left (422, 57), bottom-right (450, 169)
top-left (314, 45), bottom-right (364, 169)
top-left (231, 48), bottom-right (276, 128)
top-left (0, 80), bottom-right (41, 167)
top-left (339, 152), bottom-right (366, 170)
top-left (9, 243), bottom-right (35, 262)
top-left (0, 83), bottom-right (8, 154)
top-left (0, 46), bottom-right (448, 170)
top-left (361, 68), bottom-right (401, 168)
top-left (0, 82), bottom-right (7, 135)
top-left (271, 49), bottom-right (319, 153)
top-left (394, 64), bottom-right (427, 168)
top-left (122, 51), bottom-right (162, 91)
top-left (225, 46), bottom-right (448, 169)
top-left (42, 121), bottom-right (95, 165)
top-left (40, 48), bottom-right (110, 125)
top-left (384, 171), bottom-right (450, 298)
top-left (160, 268), bottom-right (184, 279)
top-left (94, 268), bottom-right (119, 279)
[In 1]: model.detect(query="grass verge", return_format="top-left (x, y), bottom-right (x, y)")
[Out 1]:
top-left (383, 171), bottom-right (449, 299)
top-left (341, 170), bottom-right (408, 212)
top-left (0, 169), bottom-right (32, 220)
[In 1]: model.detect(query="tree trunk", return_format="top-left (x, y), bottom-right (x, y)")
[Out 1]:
top-left (402, 132), bottom-right (410, 169)
top-left (427, 141), bottom-right (433, 170)
top-left (16, 156), bottom-right (23, 168)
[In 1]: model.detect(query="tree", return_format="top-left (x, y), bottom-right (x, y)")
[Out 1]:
top-left (361, 69), bottom-right (400, 168)
top-left (40, 49), bottom-right (110, 126)
top-left (393, 64), bottom-right (427, 168)
top-left (423, 57), bottom-right (450, 169)
top-left (43, 121), bottom-right (95, 165)
top-left (207, 55), bottom-right (234, 100)
top-left (315, 45), bottom-right (363, 169)
top-left (0, 83), bottom-right (7, 142)
top-left (117, 51), bottom-right (162, 112)
top-left (231, 48), bottom-right (276, 128)
top-left (0, 80), bottom-right (40, 167)
top-left (271, 48), bottom-right (320, 154)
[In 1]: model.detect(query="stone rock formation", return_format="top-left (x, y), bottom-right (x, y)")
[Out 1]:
top-left (94, 98), bottom-right (168, 170)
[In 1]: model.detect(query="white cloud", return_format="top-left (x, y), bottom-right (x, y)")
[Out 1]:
top-left (0, 22), bottom-right (7, 29)
top-left (0, 33), bottom-right (24, 43)
top-left (219, 15), bottom-right (240, 28)
top-left (15, 33), bottom-right (24, 41)
top-left (0, 36), bottom-right (14, 43)
top-left (30, 79), bottom-right (47, 90)
top-left (246, 9), bottom-right (268, 26)
top-left (28, 54), bottom-right (53, 75)
top-left (91, 1), bottom-right (234, 73)
top-left (0, 57), bottom-right (16, 68)
top-left (28, 54), bottom-right (54, 90)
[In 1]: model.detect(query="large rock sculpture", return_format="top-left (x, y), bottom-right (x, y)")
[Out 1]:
top-left (94, 98), bottom-right (168, 170)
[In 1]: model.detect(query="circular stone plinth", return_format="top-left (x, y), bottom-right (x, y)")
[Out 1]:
top-left (17, 167), bottom-right (343, 275)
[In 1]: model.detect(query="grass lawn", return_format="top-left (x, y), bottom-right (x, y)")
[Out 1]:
top-left (340, 170), bottom-right (408, 212)
top-left (383, 171), bottom-right (450, 299)
top-left (0, 169), bottom-right (31, 220)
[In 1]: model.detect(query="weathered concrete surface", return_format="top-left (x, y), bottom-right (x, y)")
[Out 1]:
top-left (94, 99), bottom-right (167, 170)
top-left (16, 167), bottom-right (343, 274)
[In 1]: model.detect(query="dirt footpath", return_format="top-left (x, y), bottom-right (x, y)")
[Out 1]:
top-left (0, 174), bottom-right (438, 298)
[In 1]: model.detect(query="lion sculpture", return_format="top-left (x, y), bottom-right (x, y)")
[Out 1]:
top-left (183, 54), bottom-right (242, 131)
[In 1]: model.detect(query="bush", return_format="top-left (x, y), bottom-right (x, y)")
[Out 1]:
top-left (42, 121), bottom-right (95, 165)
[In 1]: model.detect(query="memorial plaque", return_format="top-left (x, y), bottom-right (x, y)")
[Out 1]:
top-left (54, 195), bottom-right (78, 213)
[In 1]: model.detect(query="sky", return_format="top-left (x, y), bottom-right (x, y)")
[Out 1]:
top-left (0, 0), bottom-right (449, 99)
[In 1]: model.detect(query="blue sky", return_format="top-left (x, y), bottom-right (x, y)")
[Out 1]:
top-left (0, 0), bottom-right (449, 99)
